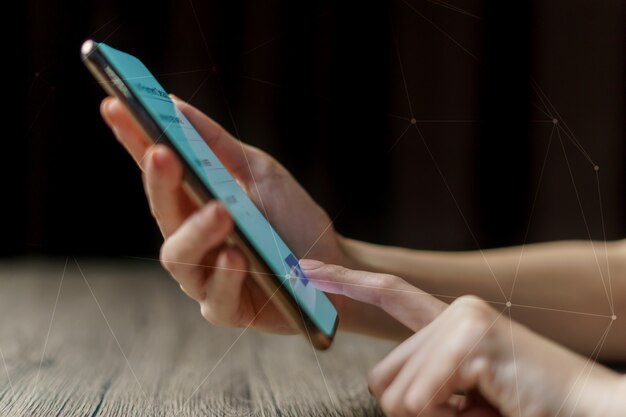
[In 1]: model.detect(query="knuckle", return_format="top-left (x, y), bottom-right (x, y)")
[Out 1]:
top-left (334, 265), bottom-right (350, 280)
top-left (454, 295), bottom-right (490, 316)
top-left (210, 125), bottom-right (229, 146)
top-left (192, 203), bottom-right (226, 234)
top-left (380, 392), bottom-right (402, 417)
top-left (367, 367), bottom-right (384, 397)
top-left (317, 263), bottom-right (347, 281)
top-left (199, 303), bottom-right (215, 323)
top-left (372, 274), bottom-right (401, 308)
top-left (150, 206), bottom-right (161, 221)
top-left (455, 294), bottom-right (484, 306)
top-left (199, 301), bottom-right (238, 328)
top-left (159, 240), bottom-right (178, 274)
top-left (452, 295), bottom-right (495, 334)
top-left (200, 303), bottom-right (223, 326)
top-left (403, 395), bottom-right (422, 416)
top-left (377, 273), bottom-right (399, 290)
top-left (253, 153), bottom-right (282, 179)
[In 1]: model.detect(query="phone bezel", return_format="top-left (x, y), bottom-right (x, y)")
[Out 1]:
top-left (81, 39), bottom-right (337, 349)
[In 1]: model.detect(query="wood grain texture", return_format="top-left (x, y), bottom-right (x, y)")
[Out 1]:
top-left (0, 258), bottom-right (394, 416)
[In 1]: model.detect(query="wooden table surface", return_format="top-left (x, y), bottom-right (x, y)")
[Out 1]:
top-left (0, 258), bottom-right (395, 417)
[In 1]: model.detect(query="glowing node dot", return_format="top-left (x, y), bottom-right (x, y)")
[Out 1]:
top-left (552, 118), bottom-right (558, 124)
top-left (211, 65), bottom-right (218, 73)
top-left (612, 315), bottom-right (617, 321)
top-left (506, 301), bottom-right (512, 308)
top-left (593, 165), bottom-right (599, 172)
top-left (410, 118), bottom-right (417, 124)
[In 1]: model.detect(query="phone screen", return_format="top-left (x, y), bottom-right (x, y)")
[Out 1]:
top-left (96, 42), bottom-right (337, 337)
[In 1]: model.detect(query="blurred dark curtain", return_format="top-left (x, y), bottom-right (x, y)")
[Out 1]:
top-left (6, 0), bottom-right (625, 257)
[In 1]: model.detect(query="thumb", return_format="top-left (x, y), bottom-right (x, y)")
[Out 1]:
top-left (299, 259), bottom-right (446, 331)
top-left (171, 95), bottom-right (253, 182)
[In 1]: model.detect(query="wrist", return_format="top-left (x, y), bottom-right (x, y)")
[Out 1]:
top-left (568, 367), bottom-right (622, 417)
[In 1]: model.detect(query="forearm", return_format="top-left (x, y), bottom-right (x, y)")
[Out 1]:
top-left (509, 315), bottom-right (624, 417)
top-left (582, 374), bottom-right (626, 417)
top-left (340, 237), bottom-right (626, 360)
top-left (610, 378), bottom-right (626, 416)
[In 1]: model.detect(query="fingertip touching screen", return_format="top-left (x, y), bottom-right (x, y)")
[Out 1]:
top-left (96, 42), bottom-right (337, 337)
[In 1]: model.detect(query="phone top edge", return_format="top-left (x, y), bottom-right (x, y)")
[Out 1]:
top-left (80, 39), bottom-right (98, 60)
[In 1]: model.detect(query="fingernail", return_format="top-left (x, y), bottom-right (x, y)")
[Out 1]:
top-left (169, 94), bottom-right (182, 107)
top-left (106, 98), bottom-right (116, 115)
top-left (212, 202), bottom-right (225, 220)
top-left (151, 146), bottom-right (167, 168)
top-left (197, 201), bottom-right (221, 223)
top-left (202, 201), bottom-right (218, 217)
top-left (101, 99), bottom-right (113, 125)
top-left (299, 259), bottom-right (324, 270)
top-left (221, 247), bottom-right (240, 265)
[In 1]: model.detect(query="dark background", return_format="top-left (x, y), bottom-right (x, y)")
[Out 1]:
top-left (6, 0), bottom-right (625, 258)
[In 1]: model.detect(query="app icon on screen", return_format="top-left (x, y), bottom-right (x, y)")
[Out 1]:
top-left (284, 254), bottom-right (309, 286)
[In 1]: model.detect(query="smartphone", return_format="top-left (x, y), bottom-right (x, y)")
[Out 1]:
top-left (81, 40), bottom-right (338, 349)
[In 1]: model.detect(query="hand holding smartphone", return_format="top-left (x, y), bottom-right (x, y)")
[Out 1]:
top-left (82, 40), bottom-right (338, 349)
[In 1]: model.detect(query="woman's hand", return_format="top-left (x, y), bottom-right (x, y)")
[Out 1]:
top-left (369, 296), bottom-right (623, 417)
top-left (100, 96), bottom-right (350, 334)
top-left (302, 260), bottom-right (625, 417)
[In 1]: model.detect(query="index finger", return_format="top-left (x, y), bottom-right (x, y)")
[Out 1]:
top-left (100, 97), bottom-right (153, 169)
top-left (299, 260), bottom-right (447, 331)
